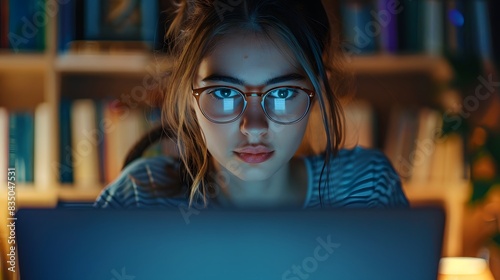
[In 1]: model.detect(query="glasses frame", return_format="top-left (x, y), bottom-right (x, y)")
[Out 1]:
top-left (192, 85), bottom-right (316, 124)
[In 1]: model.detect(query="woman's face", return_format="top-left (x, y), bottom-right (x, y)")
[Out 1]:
top-left (193, 31), bottom-right (313, 181)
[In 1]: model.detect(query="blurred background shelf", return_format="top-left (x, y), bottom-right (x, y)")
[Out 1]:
top-left (347, 54), bottom-right (454, 82)
top-left (55, 53), bottom-right (153, 74)
top-left (0, 53), bottom-right (49, 71)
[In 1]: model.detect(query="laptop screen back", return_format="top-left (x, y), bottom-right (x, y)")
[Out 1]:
top-left (16, 207), bottom-right (444, 280)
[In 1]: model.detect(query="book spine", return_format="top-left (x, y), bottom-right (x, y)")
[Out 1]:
top-left (9, 112), bottom-right (35, 184)
top-left (341, 0), bottom-right (377, 56)
top-left (0, 0), bottom-right (8, 49)
top-left (472, 0), bottom-right (493, 60)
top-left (84, 0), bottom-right (101, 40)
top-left (0, 108), bottom-right (8, 185)
top-left (398, 0), bottom-right (422, 53)
top-left (343, 99), bottom-right (374, 149)
top-left (8, 113), bottom-right (16, 171)
top-left (59, 98), bottom-right (74, 183)
top-left (95, 99), bottom-right (106, 184)
top-left (489, 0), bottom-right (500, 68)
top-left (444, 133), bottom-right (465, 183)
top-left (141, 0), bottom-right (158, 44)
top-left (422, 0), bottom-right (444, 55)
top-left (34, 102), bottom-right (51, 188)
top-left (71, 99), bottom-right (100, 188)
top-left (376, 0), bottom-right (398, 53)
top-left (23, 112), bottom-right (35, 183)
top-left (103, 100), bottom-right (118, 183)
top-left (115, 108), bottom-right (145, 174)
top-left (8, 0), bottom-right (46, 52)
top-left (58, 0), bottom-right (76, 52)
top-left (410, 108), bottom-right (442, 184)
top-left (104, 104), bottom-right (146, 182)
top-left (36, 0), bottom-right (46, 51)
top-left (445, 0), bottom-right (466, 57)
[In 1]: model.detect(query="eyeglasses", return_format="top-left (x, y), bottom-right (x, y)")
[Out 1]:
top-left (192, 85), bottom-right (315, 124)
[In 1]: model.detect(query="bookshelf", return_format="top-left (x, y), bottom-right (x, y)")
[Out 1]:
top-left (0, 0), bottom-right (491, 270)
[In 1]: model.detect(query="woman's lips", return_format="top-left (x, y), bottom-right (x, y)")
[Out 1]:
top-left (235, 151), bottom-right (274, 164)
top-left (234, 145), bottom-right (274, 164)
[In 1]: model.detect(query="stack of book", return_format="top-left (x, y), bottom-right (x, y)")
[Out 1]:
top-left (0, 0), bottom-right (166, 53)
top-left (339, 0), bottom-right (498, 58)
top-left (0, 101), bottom-right (164, 189)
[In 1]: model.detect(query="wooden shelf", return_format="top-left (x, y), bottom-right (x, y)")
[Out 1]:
top-left (0, 185), bottom-right (102, 208)
top-left (348, 54), bottom-right (454, 82)
top-left (58, 185), bottom-right (103, 202)
top-left (0, 187), bottom-right (58, 208)
top-left (55, 53), bottom-right (154, 74)
top-left (0, 53), bottom-right (49, 72)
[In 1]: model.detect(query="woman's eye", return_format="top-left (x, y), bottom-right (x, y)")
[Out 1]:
top-left (210, 88), bottom-right (238, 99)
top-left (269, 88), bottom-right (297, 99)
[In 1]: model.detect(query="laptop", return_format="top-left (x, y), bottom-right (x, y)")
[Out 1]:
top-left (16, 207), bottom-right (445, 280)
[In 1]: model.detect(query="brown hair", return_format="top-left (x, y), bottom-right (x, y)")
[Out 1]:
top-left (151, 0), bottom-right (350, 206)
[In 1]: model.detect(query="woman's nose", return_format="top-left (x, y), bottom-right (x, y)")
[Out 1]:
top-left (240, 96), bottom-right (269, 139)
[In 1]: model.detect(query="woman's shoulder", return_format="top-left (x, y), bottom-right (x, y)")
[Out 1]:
top-left (303, 146), bottom-right (409, 208)
top-left (304, 146), bottom-right (395, 174)
top-left (94, 156), bottom-right (189, 209)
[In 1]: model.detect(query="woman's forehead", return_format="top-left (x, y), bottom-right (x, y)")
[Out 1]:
top-left (196, 31), bottom-right (305, 86)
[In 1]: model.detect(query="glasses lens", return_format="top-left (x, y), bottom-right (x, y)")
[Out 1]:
top-left (264, 87), bottom-right (310, 123)
top-left (199, 87), bottom-right (245, 122)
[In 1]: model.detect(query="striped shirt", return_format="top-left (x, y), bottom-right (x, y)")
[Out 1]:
top-left (94, 146), bottom-right (409, 209)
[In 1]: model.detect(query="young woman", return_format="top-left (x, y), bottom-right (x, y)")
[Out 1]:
top-left (94, 0), bottom-right (409, 209)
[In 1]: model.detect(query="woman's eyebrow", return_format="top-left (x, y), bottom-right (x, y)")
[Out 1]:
top-left (265, 73), bottom-right (305, 85)
top-left (201, 73), bottom-right (306, 86)
top-left (202, 74), bottom-right (244, 85)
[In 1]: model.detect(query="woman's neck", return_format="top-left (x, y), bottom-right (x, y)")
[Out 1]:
top-left (210, 158), bottom-right (307, 208)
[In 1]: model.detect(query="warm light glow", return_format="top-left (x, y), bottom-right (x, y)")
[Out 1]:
top-left (439, 257), bottom-right (494, 280)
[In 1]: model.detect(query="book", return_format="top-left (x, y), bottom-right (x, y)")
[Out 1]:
top-left (34, 102), bottom-right (52, 188)
top-left (84, 0), bottom-right (158, 45)
top-left (140, 0), bottom-right (158, 43)
top-left (58, 98), bottom-right (74, 183)
top-left (471, 0), bottom-right (493, 60)
top-left (0, 0), bottom-right (8, 49)
top-left (384, 107), bottom-right (418, 181)
top-left (422, 0), bottom-right (444, 55)
top-left (397, 0), bottom-right (423, 53)
top-left (489, 0), bottom-right (500, 68)
top-left (8, 0), bottom-right (46, 52)
top-left (443, 133), bottom-right (465, 183)
top-left (343, 99), bottom-right (374, 149)
top-left (95, 100), bottom-right (106, 184)
top-left (8, 112), bottom-right (34, 184)
top-left (84, 0), bottom-right (101, 40)
top-left (410, 108), bottom-right (442, 184)
top-left (428, 134), bottom-right (448, 185)
top-left (0, 107), bottom-right (8, 185)
top-left (102, 100), bottom-right (119, 183)
top-left (399, 109), bottom-right (419, 182)
top-left (375, 0), bottom-right (398, 53)
top-left (445, 0), bottom-right (466, 58)
top-left (340, 0), bottom-right (377, 56)
top-left (384, 106), bottom-right (401, 166)
top-left (71, 99), bottom-right (100, 188)
top-left (103, 101), bottom-right (146, 183)
top-left (58, 0), bottom-right (77, 52)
